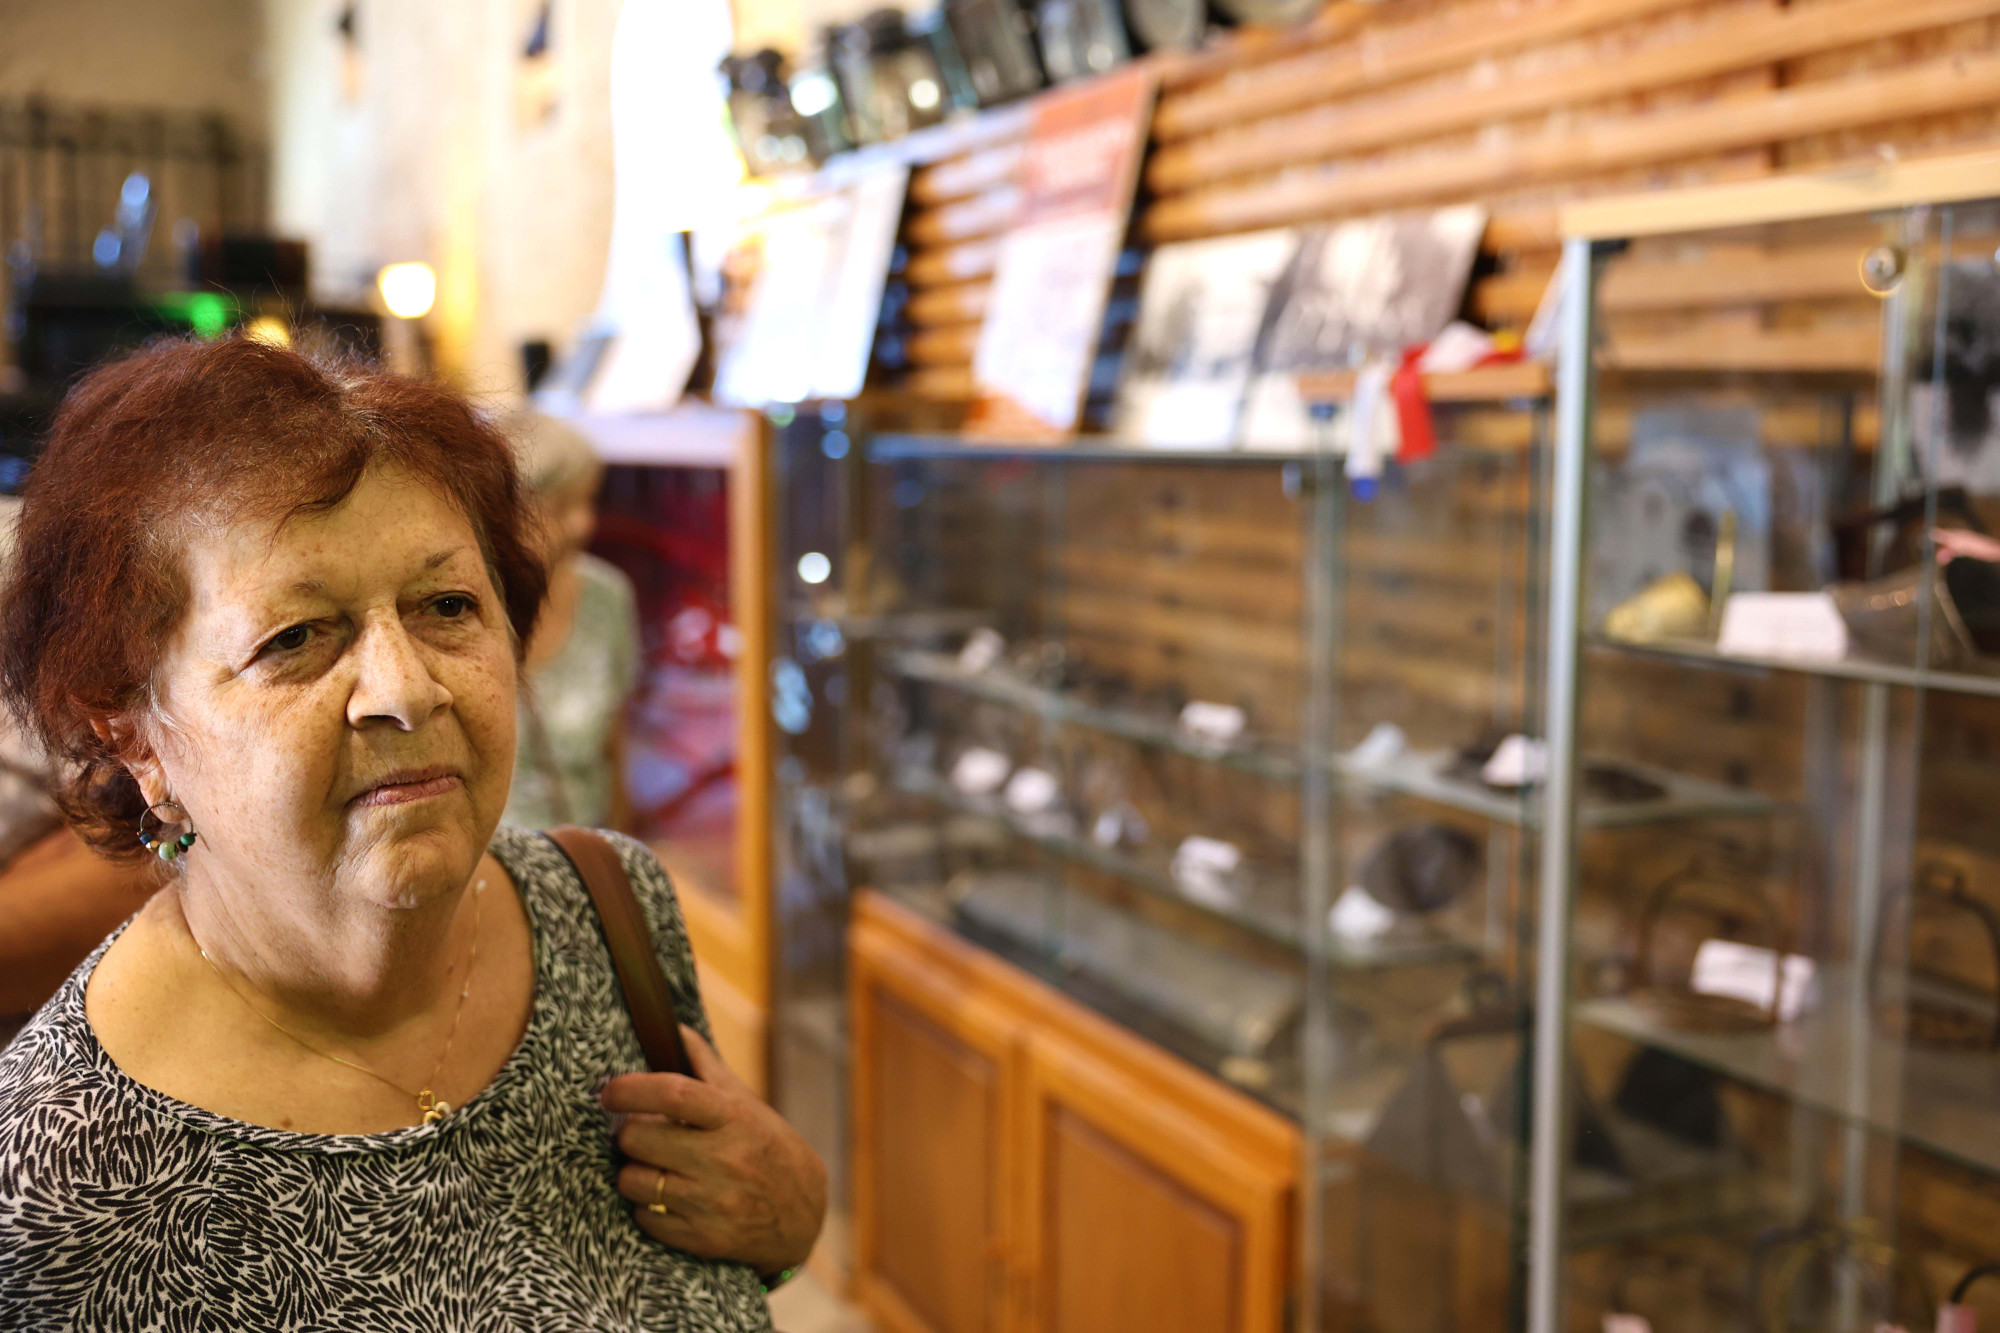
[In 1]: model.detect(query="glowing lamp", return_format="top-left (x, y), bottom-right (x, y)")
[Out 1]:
top-left (377, 262), bottom-right (437, 320)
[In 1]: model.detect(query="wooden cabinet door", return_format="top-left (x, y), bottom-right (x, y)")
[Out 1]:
top-left (852, 922), bottom-right (1023, 1333)
top-left (1017, 1028), bottom-right (1294, 1333)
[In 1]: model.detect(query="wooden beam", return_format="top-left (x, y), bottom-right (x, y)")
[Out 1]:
top-left (906, 279), bottom-right (991, 326)
top-left (911, 141), bottom-right (1025, 206)
top-left (906, 324), bottom-right (982, 366)
top-left (905, 237), bottom-right (1001, 286)
top-left (1145, 51), bottom-right (2000, 240)
top-left (907, 186), bottom-right (1023, 245)
top-left (1149, 0), bottom-right (2000, 193)
top-left (1564, 145), bottom-right (2000, 239)
top-left (1296, 361), bottom-right (1553, 404)
top-left (1152, 0), bottom-right (1696, 141)
top-left (1602, 326), bottom-right (1879, 374)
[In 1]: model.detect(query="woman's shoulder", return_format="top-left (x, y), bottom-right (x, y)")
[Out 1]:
top-left (486, 826), bottom-right (708, 1039)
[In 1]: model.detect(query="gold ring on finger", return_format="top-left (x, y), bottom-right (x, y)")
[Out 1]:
top-left (648, 1169), bottom-right (670, 1216)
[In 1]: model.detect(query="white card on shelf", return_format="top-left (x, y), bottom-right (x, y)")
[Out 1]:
top-left (957, 628), bottom-right (1006, 674)
top-left (1347, 721), bottom-right (1408, 769)
top-left (1690, 939), bottom-right (1816, 1022)
top-left (1003, 767), bottom-right (1061, 815)
top-left (950, 747), bottom-right (1011, 797)
top-left (1482, 734), bottom-right (1547, 788)
top-left (1717, 592), bottom-right (1849, 663)
top-left (1172, 836), bottom-right (1243, 910)
top-left (1602, 1316), bottom-right (1653, 1333)
top-left (1179, 701), bottom-right (1247, 746)
top-left (1329, 885), bottom-right (1397, 942)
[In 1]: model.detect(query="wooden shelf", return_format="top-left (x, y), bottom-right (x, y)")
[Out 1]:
top-left (1295, 361), bottom-right (1553, 404)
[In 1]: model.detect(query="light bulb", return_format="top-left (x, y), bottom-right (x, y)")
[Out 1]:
top-left (377, 262), bottom-right (437, 320)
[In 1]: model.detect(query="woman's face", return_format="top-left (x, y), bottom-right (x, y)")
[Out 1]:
top-left (145, 463), bottom-right (517, 911)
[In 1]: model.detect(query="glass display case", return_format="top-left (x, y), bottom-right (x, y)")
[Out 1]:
top-left (799, 386), bottom-right (1577, 1329)
top-left (1535, 158), bottom-right (2000, 1333)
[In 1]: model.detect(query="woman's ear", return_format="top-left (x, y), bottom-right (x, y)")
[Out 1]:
top-left (87, 712), bottom-right (165, 806)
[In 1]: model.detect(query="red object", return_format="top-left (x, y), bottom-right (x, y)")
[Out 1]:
top-left (1391, 345), bottom-right (1436, 464)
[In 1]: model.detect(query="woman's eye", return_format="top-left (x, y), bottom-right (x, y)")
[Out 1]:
top-left (433, 594), bottom-right (475, 619)
top-left (267, 625), bottom-right (312, 653)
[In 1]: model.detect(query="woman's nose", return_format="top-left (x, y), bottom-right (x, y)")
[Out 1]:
top-left (346, 621), bottom-right (453, 731)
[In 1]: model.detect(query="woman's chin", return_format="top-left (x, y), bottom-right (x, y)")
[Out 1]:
top-left (344, 803), bottom-right (495, 904)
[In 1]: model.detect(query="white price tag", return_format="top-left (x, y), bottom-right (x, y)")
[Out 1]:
top-left (1481, 734), bottom-right (1547, 788)
top-left (1178, 701), bottom-right (1247, 747)
top-left (1091, 809), bottom-right (1124, 848)
top-left (1718, 592), bottom-right (1849, 663)
top-left (957, 628), bottom-right (1006, 674)
top-left (1347, 721), bottom-right (1407, 770)
top-left (1329, 885), bottom-right (1397, 942)
top-left (1172, 836), bottom-right (1243, 910)
top-left (1003, 767), bottom-right (1061, 815)
top-left (1690, 939), bottom-right (1815, 1022)
top-left (1603, 1316), bottom-right (1653, 1333)
top-left (950, 747), bottom-right (1011, 797)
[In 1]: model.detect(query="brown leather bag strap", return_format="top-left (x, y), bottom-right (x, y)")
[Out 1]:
top-left (544, 827), bottom-right (695, 1078)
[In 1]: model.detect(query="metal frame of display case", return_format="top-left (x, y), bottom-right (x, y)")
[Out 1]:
top-left (1532, 149), bottom-right (2000, 1333)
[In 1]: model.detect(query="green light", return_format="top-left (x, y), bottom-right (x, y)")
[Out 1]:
top-left (185, 293), bottom-right (230, 339)
top-left (151, 290), bottom-right (236, 339)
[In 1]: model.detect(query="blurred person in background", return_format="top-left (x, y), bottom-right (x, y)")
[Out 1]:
top-left (504, 411), bottom-right (640, 832)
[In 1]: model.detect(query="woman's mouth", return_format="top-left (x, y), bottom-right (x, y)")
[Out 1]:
top-left (354, 768), bottom-right (464, 807)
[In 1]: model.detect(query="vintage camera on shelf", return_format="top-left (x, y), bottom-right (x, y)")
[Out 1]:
top-left (719, 49), bottom-right (816, 175)
top-left (827, 8), bottom-right (958, 146)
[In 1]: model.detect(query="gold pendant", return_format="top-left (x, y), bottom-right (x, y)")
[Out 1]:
top-left (418, 1090), bottom-right (449, 1124)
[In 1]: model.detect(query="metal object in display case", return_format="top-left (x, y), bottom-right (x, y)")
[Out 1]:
top-left (828, 9), bottom-right (951, 147)
top-left (944, 0), bottom-right (1046, 106)
top-left (720, 49), bottom-right (812, 175)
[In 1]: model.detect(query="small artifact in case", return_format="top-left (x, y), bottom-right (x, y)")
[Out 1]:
top-left (1629, 860), bottom-right (1788, 1035)
top-left (1358, 823), bottom-right (1482, 916)
top-left (1871, 862), bottom-right (2000, 1051)
top-left (1034, 0), bottom-right (1130, 83)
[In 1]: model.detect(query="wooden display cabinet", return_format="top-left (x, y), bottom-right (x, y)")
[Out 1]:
top-left (850, 890), bottom-right (1298, 1333)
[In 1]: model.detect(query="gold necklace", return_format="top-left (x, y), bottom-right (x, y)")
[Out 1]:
top-left (195, 879), bottom-right (486, 1125)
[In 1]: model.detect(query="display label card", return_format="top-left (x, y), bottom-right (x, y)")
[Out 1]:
top-left (957, 627), bottom-right (1006, 674)
top-left (951, 747), bottom-right (1012, 797)
top-left (1329, 885), bottom-right (1397, 942)
top-left (1347, 721), bottom-right (1408, 769)
top-left (1603, 1317), bottom-right (1653, 1333)
top-left (1690, 939), bottom-right (1815, 1022)
top-left (1481, 734), bottom-right (1547, 789)
top-left (1172, 835), bottom-right (1243, 910)
top-left (1717, 592), bottom-right (1849, 662)
top-left (1178, 701), bottom-right (1247, 747)
top-left (1003, 767), bottom-right (1061, 815)
top-left (968, 68), bottom-right (1155, 439)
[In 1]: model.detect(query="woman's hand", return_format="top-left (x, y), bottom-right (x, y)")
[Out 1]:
top-left (604, 1026), bottom-right (828, 1279)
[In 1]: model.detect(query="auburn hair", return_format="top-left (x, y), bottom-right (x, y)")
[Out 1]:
top-left (0, 336), bottom-right (548, 860)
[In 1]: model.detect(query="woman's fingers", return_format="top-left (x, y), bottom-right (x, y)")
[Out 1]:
top-left (680, 1025), bottom-right (749, 1097)
top-left (616, 1161), bottom-right (694, 1213)
top-left (600, 1070), bottom-right (730, 1129)
top-left (616, 1114), bottom-right (721, 1176)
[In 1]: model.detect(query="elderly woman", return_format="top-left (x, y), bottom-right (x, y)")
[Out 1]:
top-left (0, 339), bottom-right (823, 1329)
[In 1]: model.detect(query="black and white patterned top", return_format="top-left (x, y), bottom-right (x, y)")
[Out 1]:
top-left (0, 826), bottom-right (773, 1332)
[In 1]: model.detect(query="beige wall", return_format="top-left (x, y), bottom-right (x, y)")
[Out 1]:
top-left (0, 0), bottom-right (266, 129)
top-left (265, 0), bottom-right (622, 398)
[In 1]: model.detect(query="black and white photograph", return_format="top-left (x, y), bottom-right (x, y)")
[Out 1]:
top-left (1240, 204), bottom-right (1488, 448)
top-left (1113, 228), bottom-right (1303, 447)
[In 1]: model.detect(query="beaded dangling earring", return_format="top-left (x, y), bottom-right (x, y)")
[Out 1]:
top-left (138, 802), bottom-right (198, 863)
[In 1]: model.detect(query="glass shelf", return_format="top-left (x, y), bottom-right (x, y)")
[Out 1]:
top-left (867, 432), bottom-right (1331, 465)
top-left (1577, 963), bottom-right (2000, 1181)
top-left (886, 648), bottom-right (1779, 829)
top-left (1589, 634), bottom-right (2000, 701)
top-left (894, 766), bottom-right (1483, 970)
top-left (884, 647), bottom-right (1301, 779)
